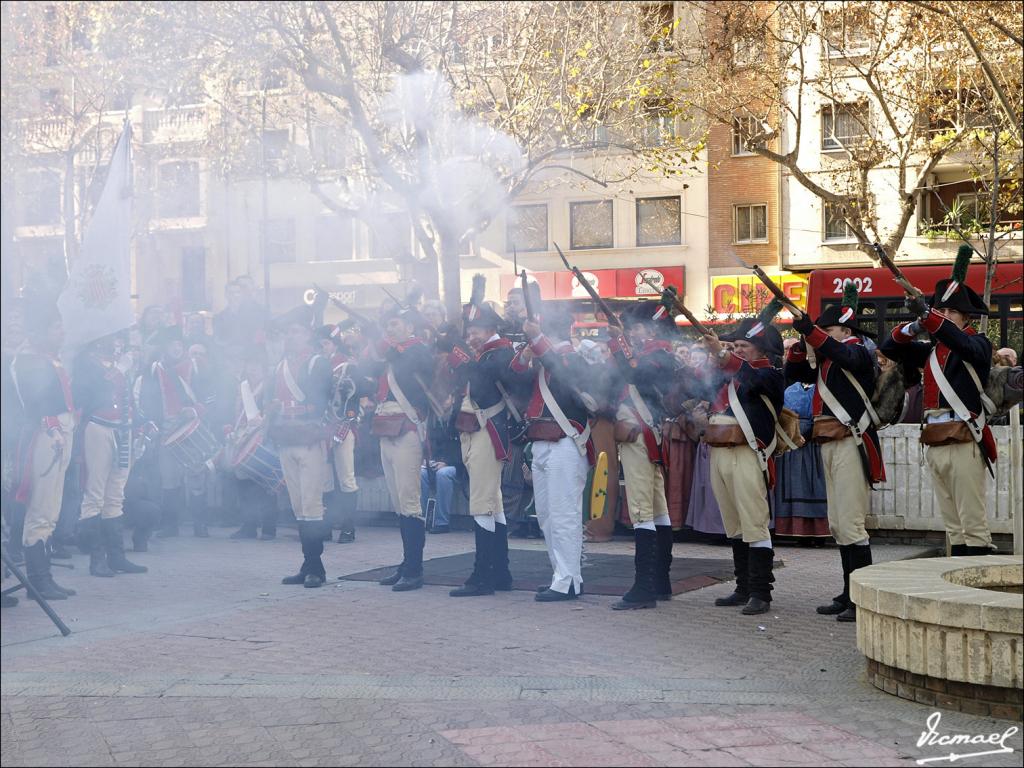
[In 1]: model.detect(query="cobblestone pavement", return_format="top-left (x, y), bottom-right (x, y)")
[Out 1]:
top-left (2, 526), bottom-right (1020, 767)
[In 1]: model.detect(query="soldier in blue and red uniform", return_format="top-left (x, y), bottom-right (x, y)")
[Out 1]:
top-left (510, 306), bottom-right (595, 602)
top-left (606, 299), bottom-right (680, 611)
top-left (442, 301), bottom-right (516, 597)
top-left (880, 246), bottom-right (996, 556)
top-left (367, 304), bottom-right (436, 592)
top-left (72, 333), bottom-right (148, 578)
top-left (268, 306), bottom-right (333, 588)
top-left (702, 308), bottom-right (785, 616)
top-left (786, 285), bottom-right (884, 622)
top-left (9, 302), bottom-right (78, 601)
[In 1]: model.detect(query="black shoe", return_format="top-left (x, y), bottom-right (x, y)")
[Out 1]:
top-left (613, 528), bottom-right (658, 610)
top-left (89, 551), bottom-right (115, 578)
top-left (817, 599), bottom-right (848, 615)
top-left (48, 578), bottom-right (76, 596)
top-left (282, 573), bottom-right (306, 585)
top-left (102, 518), bottom-right (148, 573)
top-left (1, 594), bottom-right (17, 608)
top-left (427, 525), bottom-right (450, 535)
top-left (29, 580), bottom-right (67, 601)
top-left (612, 595), bottom-right (655, 610)
top-left (656, 591), bottom-right (672, 601)
top-left (535, 585), bottom-right (578, 602)
top-left (109, 557), bottom-right (148, 574)
top-left (230, 526), bottom-right (258, 540)
top-left (493, 576), bottom-right (513, 591)
top-left (260, 531), bottom-right (277, 541)
top-left (449, 582), bottom-right (494, 597)
top-left (336, 530), bottom-right (355, 543)
top-left (836, 605), bottom-right (857, 622)
top-left (714, 591), bottom-right (750, 607)
top-left (392, 575), bottom-right (423, 592)
top-left (304, 574), bottom-right (324, 588)
top-left (537, 584), bottom-right (584, 596)
top-left (741, 596), bottom-right (771, 615)
top-left (379, 569), bottom-right (403, 586)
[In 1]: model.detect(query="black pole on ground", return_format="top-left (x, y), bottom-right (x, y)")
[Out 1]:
top-left (1, 545), bottom-right (72, 637)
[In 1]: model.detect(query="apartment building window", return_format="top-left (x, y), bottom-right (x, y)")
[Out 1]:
top-left (264, 219), bottom-right (296, 263)
top-left (507, 204), bottom-right (548, 253)
top-left (156, 161), bottom-right (200, 218)
top-left (643, 102), bottom-right (676, 147)
top-left (731, 116), bottom-right (765, 156)
top-left (636, 196), bottom-right (681, 247)
top-left (181, 246), bottom-right (207, 311)
top-left (314, 214), bottom-right (355, 261)
top-left (311, 125), bottom-right (347, 170)
top-left (370, 212), bottom-right (410, 261)
top-left (822, 103), bottom-right (869, 150)
top-left (823, 202), bottom-right (854, 241)
top-left (644, 2), bottom-right (676, 53)
top-left (954, 193), bottom-right (991, 227)
top-left (823, 7), bottom-right (872, 58)
top-left (734, 204), bottom-right (768, 244)
top-left (570, 200), bottom-right (614, 250)
top-left (21, 169), bottom-right (62, 226)
top-left (262, 129), bottom-right (290, 162)
top-left (732, 35), bottom-right (765, 69)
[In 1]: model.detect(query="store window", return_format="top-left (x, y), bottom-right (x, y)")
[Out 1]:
top-left (264, 218), bottom-right (296, 263)
top-left (734, 204), bottom-right (768, 244)
top-left (314, 214), bottom-right (356, 261)
top-left (506, 204), bottom-right (548, 253)
top-left (570, 200), bottom-right (614, 250)
top-left (636, 196), bottom-right (681, 247)
top-left (156, 160), bottom-right (200, 218)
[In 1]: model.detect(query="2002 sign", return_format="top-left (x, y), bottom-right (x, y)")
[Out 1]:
top-left (832, 276), bottom-right (873, 294)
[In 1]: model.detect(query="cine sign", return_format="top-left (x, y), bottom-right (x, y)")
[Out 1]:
top-left (711, 273), bottom-right (808, 314)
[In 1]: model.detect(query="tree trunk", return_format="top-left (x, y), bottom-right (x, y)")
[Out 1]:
top-left (980, 132), bottom-right (1001, 336)
top-left (62, 149), bottom-right (77, 277)
top-left (439, 229), bottom-right (462, 324)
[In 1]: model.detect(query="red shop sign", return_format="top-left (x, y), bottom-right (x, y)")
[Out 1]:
top-left (499, 266), bottom-right (684, 300)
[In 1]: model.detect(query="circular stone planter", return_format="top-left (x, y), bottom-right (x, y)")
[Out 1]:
top-left (851, 555), bottom-right (1023, 720)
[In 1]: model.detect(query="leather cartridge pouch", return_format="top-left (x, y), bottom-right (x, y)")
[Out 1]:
top-left (920, 420), bottom-right (973, 446)
top-left (613, 420), bottom-right (642, 443)
top-left (455, 412), bottom-right (482, 433)
top-left (525, 419), bottom-right (565, 442)
top-left (812, 417), bottom-right (851, 444)
top-left (371, 413), bottom-right (414, 438)
top-left (702, 424), bottom-right (746, 447)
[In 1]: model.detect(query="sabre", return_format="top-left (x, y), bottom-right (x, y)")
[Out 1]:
top-left (554, 243), bottom-right (622, 328)
top-left (870, 242), bottom-right (924, 298)
top-left (639, 275), bottom-right (711, 336)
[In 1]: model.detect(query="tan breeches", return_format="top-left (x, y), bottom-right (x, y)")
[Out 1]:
top-left (709, 444), bottom-right (771, 543)
top-left (820, 437), bottom-right (870, 545)
top-left (280, 442), bottom-right (328, 521)
top-left (926, 442), bottom-right (991, 548)
top-left (618, 434), bottom-right (667, 525)
top-left (460, 428), bottom-right (503, 517)
top-left (23, 414), bottom-right (75, 547)
top-left (80, 422), bottom-right (130, 521)
top-left (380, 430), bottom-right (424, 518)
top-left (331, 429), bottom-right (358, 493)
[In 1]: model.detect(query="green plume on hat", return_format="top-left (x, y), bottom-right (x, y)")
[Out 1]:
top-left (756, 298), bottom-right (785, 325)
top-left (841, 281), bottom-right (859, 311)
top-left (951, 244), bottom-right (972, 284)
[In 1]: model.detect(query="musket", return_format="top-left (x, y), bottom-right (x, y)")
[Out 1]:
top-left (413, 373), bottom-right (447, 419)
top-left (554, 242), bottom-right (622, 328)
top-left (640, 275), bottom-right (711, 336)
top-left (381, 285), bottom-right (406, 309)
top-left (316, 284), bottom-right (375, 326)
top-left (732, 254), bottom-right (805, 318)
top-left (870, 242), bottom-right (924, 298)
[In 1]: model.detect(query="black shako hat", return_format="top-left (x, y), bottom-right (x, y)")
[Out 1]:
top-left (720, 298), bottom-right (784, 358)
top-left (814, 282), bottom-right (876, 338)
top-left (620, 299), bottom-right (679, 338)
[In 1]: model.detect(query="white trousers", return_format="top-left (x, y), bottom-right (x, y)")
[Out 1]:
top-left (532, 437), bottom-right (587, 594)
top-left (80, 422), bottom-right (130, 521)
top-left (23, 414), bottom-right (75, 547)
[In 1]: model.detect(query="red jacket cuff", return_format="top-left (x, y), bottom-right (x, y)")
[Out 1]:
top-left (530, 334), bottom-right (553, 358)
top-left (806, 326), bottom-right (829, 349)
top-left (510, 348), bottom-right (531, 373)
top-left (720, 351), bottom-right (743, 375)
top-left (787, 344), bottom-right (807, 363)
top-left (891, 324), bottom-right (914, 344)
top-left (447, 347), bottom-right (471, 369)
top-left (608, 336), bottom-right (632, 357)
top-left (922, 308), bottom-right (944, 334)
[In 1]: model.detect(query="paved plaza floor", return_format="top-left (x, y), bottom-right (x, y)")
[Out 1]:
top-left (2, 527), bottom-right (1020, 767)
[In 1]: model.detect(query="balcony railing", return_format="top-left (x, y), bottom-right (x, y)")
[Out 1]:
top-left (142, 106), bottom-right (207, 143)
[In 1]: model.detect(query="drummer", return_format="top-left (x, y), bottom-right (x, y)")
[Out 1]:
top-left (137, 325), bottom-right (210, 538)
top-left (268, 307), bottom-right (333, 588)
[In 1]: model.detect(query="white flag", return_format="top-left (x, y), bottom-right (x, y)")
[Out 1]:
top-left (58, 120), bottom-right (135, 360)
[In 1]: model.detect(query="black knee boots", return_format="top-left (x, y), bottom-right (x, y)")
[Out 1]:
top-left (102, 517), bottom-right (148, 573)
top-left (715, 539), bottom-right (750, 606)
top-left (655, 525), bottom-right (674, 600)
top-left (493, 522), bottom-right (512, 591)
top-left (742, 547), bottom-right (774, 615)
top-left (393, 517), bottom-right (424, 591)
top-left (612, 528), bottom-right (658, 610)
top-left (336, 491), bottom-right (357, 543)
top-left (817, 546), bottom-right (852, 615)
top-left (450, 523), bottom-right (495, 597)
top-left (836, 545), bottom-right (872, 622)
top-left (283, 521), bottom-right (326, 587)
top-left (81, 516), bottom-right (114, 577)
top-left (24, 541), bottom-right (69, 600)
